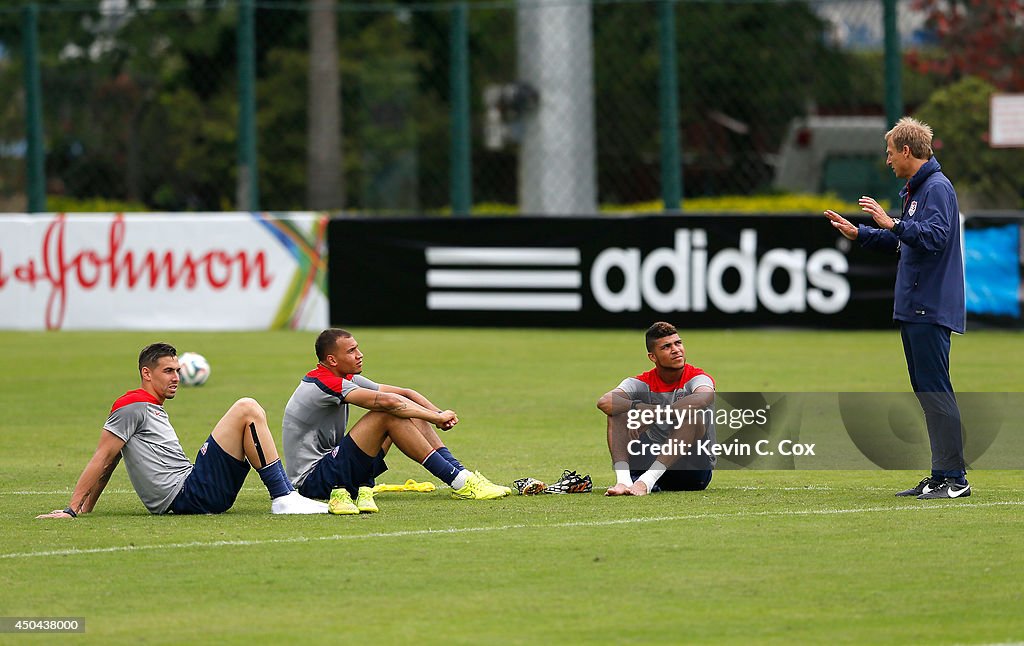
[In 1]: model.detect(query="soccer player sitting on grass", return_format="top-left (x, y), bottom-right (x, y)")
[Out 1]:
top-left (37, 343), bottom-right (327, 519)
top-left (597, 322), bottom-right (716, 496)
top-left (281, 328), bottom-right (510, 515)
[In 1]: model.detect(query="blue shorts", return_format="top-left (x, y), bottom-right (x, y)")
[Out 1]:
top-left (298, 434), bottom-right (388, 500)
top-left (629, 430), bottom-right (713, 492)
top-left (630, 468), bottom-right (713, 492)
top-left (170, 435), bottom-right (250, 514)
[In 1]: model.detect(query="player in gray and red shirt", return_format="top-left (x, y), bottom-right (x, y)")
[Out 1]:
top-left (37, 343), bottom-right (327, 518)
top-left (597, 322), bottom-right (716, 496)
top-left (281, 329), bottom-right (510, 512)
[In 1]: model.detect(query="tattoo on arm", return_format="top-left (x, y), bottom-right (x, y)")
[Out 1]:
top-left (373, 391), bottom-right (409, 413)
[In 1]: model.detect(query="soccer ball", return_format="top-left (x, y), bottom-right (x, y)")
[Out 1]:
top-left (177, 352), bottom-right (211, 387)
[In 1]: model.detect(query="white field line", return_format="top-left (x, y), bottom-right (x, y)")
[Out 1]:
top-left (3, 484), bottom-right (1010, 495)
top-left (1, 488), bottom-right (264, 495)
top-left (3, 500), bottom-right (1021, 561)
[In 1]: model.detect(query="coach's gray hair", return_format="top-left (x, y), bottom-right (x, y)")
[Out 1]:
top-left (886, 117), bottom-right (933, 160)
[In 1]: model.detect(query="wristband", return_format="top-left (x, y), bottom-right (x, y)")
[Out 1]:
top-left (63, 507), bottom-right (78, 518)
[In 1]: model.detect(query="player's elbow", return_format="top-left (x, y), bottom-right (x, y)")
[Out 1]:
top-left (596, 393), bottom-right (615, 416)
top-left (375, 393), bottom-right (407, 413)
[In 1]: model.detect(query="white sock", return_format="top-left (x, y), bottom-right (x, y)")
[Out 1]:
top-left (637, 461), bottom-right (668, 492)
top-left (451, 469), bottom-right (472, 490)
top-left (613, 461), bottom-right (633, 487)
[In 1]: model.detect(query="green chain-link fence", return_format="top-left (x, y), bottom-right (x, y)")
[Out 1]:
top-left (0, 0), bottom-right (1011, 214)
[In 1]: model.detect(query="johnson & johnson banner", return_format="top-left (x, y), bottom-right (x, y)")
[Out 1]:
top-left (0, 213), bottom-right (329, 331)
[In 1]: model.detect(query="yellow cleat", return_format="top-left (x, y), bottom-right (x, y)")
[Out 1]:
top-left (355, 486), bottom-right (379, 513)
top-left (474, 471), bottom-right (513, 496)
top-left (328, 488), bottom-right (359, 515)
top-left (452, 472), bottom-right (511, 500)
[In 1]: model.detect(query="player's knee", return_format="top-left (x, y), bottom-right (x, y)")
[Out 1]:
top-left (231, 397), bottom-right (265, 420)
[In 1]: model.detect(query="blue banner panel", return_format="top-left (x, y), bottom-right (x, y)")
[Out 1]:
top-left (965, 223), bottom-right (1021, 318)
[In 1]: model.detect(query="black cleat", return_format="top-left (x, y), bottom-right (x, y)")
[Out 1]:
top-left (543, 469), bottom-right (593, 494)
top-left (917, 478), bottom-right (971, 500)
top-left (896, 476), bottom-right (942, 497)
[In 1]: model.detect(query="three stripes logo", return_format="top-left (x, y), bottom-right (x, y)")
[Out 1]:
top-left (425, 246), bottom-right (583, 311)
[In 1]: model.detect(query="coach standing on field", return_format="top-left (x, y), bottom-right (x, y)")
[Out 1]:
top-left (824, 116), bottom-right (969, 500)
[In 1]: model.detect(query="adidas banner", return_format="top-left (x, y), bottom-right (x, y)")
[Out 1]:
top-left (329, 214), bottom-right (897, 328)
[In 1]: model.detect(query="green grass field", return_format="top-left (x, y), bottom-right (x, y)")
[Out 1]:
top-left (2, 328), bottom-right (1023, 644)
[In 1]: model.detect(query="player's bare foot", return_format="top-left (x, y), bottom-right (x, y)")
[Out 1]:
top-left (605, 483), bottom-right (630, 496)
top-left (627, 481), bottom-right (650, 496)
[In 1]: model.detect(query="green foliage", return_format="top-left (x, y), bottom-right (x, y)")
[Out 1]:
top-left (257, 47), bottom-right (309, 210)
top-left (915, 76), bottom-right (1024, 209)
top-left (828, 51), bottom-right (944, 112)
top-left (608, 192), bottom-right (885, 214)
top-left (463, 193), bottom-right (883, 216)
top-left (46, 194), bottom-right (147, 213)
top-left (8, 1), bottom-right (923, 211)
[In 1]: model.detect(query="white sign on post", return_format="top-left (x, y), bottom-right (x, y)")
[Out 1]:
top-left (990, 94), bottom-right (1024, 148)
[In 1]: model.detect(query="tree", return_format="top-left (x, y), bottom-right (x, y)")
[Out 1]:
top-left (915, 76), bottom-right (1024, 209)
top-left (307, 0), bottom-right (343, 210)
top-left (908, 0), bottom-right (1024, 91)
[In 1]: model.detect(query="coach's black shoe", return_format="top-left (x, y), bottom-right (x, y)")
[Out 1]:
top-left (917, 478), bottom-right (971, 500)
top-left (895, 476), bottom-right (942, 497)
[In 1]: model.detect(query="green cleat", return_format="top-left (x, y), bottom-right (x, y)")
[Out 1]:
top-left (452, 472), bottom-right (511, 500)
top-left (328, 488), bottom-right (359, 515)
top-left (355, 486), bottom-right (379, 513)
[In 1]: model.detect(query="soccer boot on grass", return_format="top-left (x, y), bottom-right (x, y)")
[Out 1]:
top-left (513, 477), bottom-right (547, 495)
top-left (328, 488), bottom-right (359, 515)
top-left (451, 472), bottom-right (510, 500)
top-left (917, 478), bottom-right (971, 500)
top-left (271, 490), bottom-right (329, 514)
top-left (895, 476), bottom-right (943, 497)
top-left (543, 469), bottom-right (593, 494)
top-left (355, 486), bottom-right (379, 513)
top-left (474, 471), bottom-right (513, 496)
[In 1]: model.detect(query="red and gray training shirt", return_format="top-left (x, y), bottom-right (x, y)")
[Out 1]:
top-left (281, 365), bottom-right (380, 487)
top-left (103, 389), bottom-right (193, 514)
top-left (616, 365), bottom-right (718, 458)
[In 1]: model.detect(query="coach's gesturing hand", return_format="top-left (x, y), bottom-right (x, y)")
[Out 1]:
top-left (859, 195), bottom-right (896, 230)
top-left (824, 209), bottom-right (858, 240)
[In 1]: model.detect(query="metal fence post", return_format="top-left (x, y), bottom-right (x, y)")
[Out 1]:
top-left (884, 0), bottom-right (901, 206)
top-left (658, 0), bottom-right (682, 212)
top-left (237, 0), bottom-right (260, 211)
top-left (450, 2), bottom-right (472, 217)
top-left (22, 4), bottom-right (46, 213)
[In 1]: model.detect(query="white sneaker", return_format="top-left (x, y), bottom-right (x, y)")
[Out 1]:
top-left (271, 491), bottom-right (329, 515)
